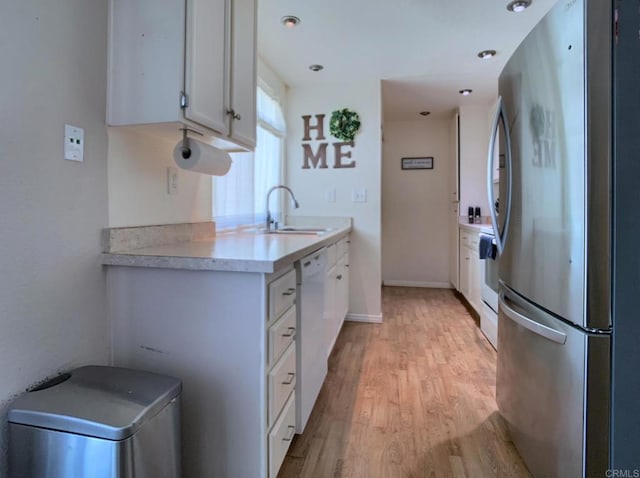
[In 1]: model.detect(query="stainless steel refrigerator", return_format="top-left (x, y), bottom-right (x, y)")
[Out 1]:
top-left (487, 0), bottom-right (612, 476)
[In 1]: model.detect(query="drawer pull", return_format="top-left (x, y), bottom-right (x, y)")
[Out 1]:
top-left (345, 264), bottom-right (349, 268)
top-left (282, 372), bottom-right (295, 385)
top-left (303, 261), bottom-right (311, 267)
top-left (281, 327), bottom-right (296, 338)
top-left (336, 274), bottom-right (343, 280)
top-left (282, 289), bottom-right (295, 296)
top-left (283, 425), bottom-right (295, 442)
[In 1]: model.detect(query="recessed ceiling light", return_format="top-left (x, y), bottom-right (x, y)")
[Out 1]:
top-left (419, 111), bottom-right (431, 116)
top-left (281, 16), bottom-right (300, 28)
top-left (309, 64), bottom-right (324, 72)
top-left (506, 0), bottom-right (532, 12)
top-left (477, 49), bottom-right (497, 59)
top-left (459, 89), bottom-right (473, 96)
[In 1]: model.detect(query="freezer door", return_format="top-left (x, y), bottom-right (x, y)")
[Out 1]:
top-left (498, 0), bottom-right (587, 326)
top-left (496, 287), bottom-right (609, 478)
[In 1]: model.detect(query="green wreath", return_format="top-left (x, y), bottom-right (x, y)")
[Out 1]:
top-left (329, 108), bottom-right (361, 142)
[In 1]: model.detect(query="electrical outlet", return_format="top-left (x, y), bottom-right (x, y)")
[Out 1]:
top-left (167, 167), bottom-right (179, 195)
top-left (352, 188), bottom-right (367, 203)
top-left (64, 124), bottom-right (84, 162)
top-left (326, 188), bottom-right (336, 203)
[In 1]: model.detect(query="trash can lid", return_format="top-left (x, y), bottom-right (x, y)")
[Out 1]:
top-left (8, 366), bottom-right (181, 441)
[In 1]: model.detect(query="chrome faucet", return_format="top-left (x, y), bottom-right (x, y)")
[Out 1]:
top-left (265, 185), bottom-right (299, 231)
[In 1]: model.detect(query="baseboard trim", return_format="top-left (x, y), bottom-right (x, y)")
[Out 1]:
top-left (346, 313), bottom-right (383, 324)
top-left (382, 280), bottom-right (453, 289)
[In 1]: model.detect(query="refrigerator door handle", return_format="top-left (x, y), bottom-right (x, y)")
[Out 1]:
top-left (501, 294), bottom-right (567, 345)
top-left (487, 97), bottom-right (513, 255)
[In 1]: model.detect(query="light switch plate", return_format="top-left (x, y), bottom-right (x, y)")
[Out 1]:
top-left (326, 188), bottom-right (336, 203)
top-left (64, 124), bottom-right (84, 162)
top-left (352, 188), bottom-right (367, 203)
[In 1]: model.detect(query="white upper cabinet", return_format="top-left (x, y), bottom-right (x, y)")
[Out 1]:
top-left (107, 0), bottom-right (256, 151)
top-left (184, 0), bottom-right (229, 135)
top-left (229, 0), bottom-right (257, 148)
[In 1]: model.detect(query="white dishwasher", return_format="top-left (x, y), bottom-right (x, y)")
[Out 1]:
top-left (295, 248), bottom-right (327, 433)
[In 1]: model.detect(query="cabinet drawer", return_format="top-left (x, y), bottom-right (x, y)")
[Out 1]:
top-left (336, 236), bottom-right (349, 258)
top-left (269, 305), bottom-right (296, 366)
top-left (268, 342), bottom-right (296, 427)
top-left (269, 391), bottom-right (296, 478)
top-left (269, 269), bottom-right (296, 321)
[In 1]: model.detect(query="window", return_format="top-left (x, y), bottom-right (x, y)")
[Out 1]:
top-left (213, 86), bottom-right (286, 228)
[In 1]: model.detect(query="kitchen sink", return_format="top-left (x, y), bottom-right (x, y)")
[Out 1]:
top-left (248, 226), bottom-right (332, 235)
top-left (268, 226), bottom-right (332, 235)
top-left (277, 226), bottom-right (330, 233)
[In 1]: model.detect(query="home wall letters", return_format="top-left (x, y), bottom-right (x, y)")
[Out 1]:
top-left (301, 114), bottom-right (356, 169)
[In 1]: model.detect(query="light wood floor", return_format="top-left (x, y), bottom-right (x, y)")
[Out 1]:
top-left (278, 287), bottom-right (530, 478)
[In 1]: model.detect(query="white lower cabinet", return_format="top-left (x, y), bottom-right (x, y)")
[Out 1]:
top-left (267, 341), bottom-right (296, 426)
top-left (269, 391), bottom-right (296, 478)
top-left (458, 228), bottom-right (482, 314)
top-left (108, 264), bottom-right (296, 478)
top-left (325, 236), bottom-right (350, 357)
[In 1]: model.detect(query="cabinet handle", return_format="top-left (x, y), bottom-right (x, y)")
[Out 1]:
top-left (303, 261), bottom-right (311, 267)
top-left (226, 108), bottom-right (241, 121)
top-left (282, 372), bottom-right (295, 385)
top-left (282, 425), bottom-right (295, 442)
top-left (281, 327), bottom-right (296, 338)
top-left (345, 264), bottom-right (349, 268)
top-left (282, 290), bottom-right (295, 296)
top-left (336, 274), bottom-right (343, 280)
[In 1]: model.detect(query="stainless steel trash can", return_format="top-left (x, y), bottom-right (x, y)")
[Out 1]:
top-left (8, 365), bottom-right (181, 478)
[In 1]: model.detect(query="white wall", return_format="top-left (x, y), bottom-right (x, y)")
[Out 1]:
top-left (382, 120), bottom-right (451, 287)
top-left (0, 1), bottom-right (110, 471)
top-left (108, 128), bottom-right (212, 227)
top-left (459, 104), bottom-right (492, 218)
top-left (286, 81), bottom-right (382, 320)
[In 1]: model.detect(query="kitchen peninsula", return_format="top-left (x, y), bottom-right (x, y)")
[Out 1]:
top-left (102, 219), bottom-right (350, 478)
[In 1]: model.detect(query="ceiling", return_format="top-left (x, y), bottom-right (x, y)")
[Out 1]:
top-left (257, 0), bottom-right (559, 121)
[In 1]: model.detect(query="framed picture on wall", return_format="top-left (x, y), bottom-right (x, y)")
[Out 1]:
top-left (401, 157), bottom-right (433, 170)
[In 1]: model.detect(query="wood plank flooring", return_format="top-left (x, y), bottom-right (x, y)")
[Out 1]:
top-left (278, 287), bottom-right (530, 478)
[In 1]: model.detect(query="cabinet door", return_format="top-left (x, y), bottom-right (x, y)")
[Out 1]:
top-left (468, 247), bottom-right (479, 310)
top-left (468, 235), bottom-right (481, 312)
top-left (185, 0), bottom-right (230, 134)
top-left (229, 0), bottom-right (257, 148)
top-left (450, 112), bottom-right (460, 202)
top-left (325, 264), bottom-right (337, 357)
top-left (337, 254), bottom-right (349, 323)
top-left (449, 204), bottom-right (459, 289)
top-left (458, 232), bottom-right (471, 298)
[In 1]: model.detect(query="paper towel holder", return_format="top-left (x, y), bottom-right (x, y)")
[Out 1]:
top-left (177, 128), bottom-right (204, 160)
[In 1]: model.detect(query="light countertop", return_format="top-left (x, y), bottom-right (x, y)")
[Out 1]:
top-left (458, 217), bottom-right (494, 234)
top-left (102, 224), bottom-right (351, 273)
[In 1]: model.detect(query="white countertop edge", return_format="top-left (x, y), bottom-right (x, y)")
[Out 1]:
top-left (458, 221), bottom-right (494, 234)
top-left (101, 226), bottom-right (351, 273)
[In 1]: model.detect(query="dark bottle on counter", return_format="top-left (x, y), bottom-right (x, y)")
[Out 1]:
top-left (474, 207), bottom-right (481, 224)
top-left (468, 206), bottom-right (474, 224)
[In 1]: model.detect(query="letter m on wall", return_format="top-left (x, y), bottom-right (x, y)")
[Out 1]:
top-left (302, 143), bottom-right (328, 169)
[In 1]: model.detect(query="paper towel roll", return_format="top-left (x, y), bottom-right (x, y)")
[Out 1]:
top-left (173, 138), bottom-right (232, 176)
